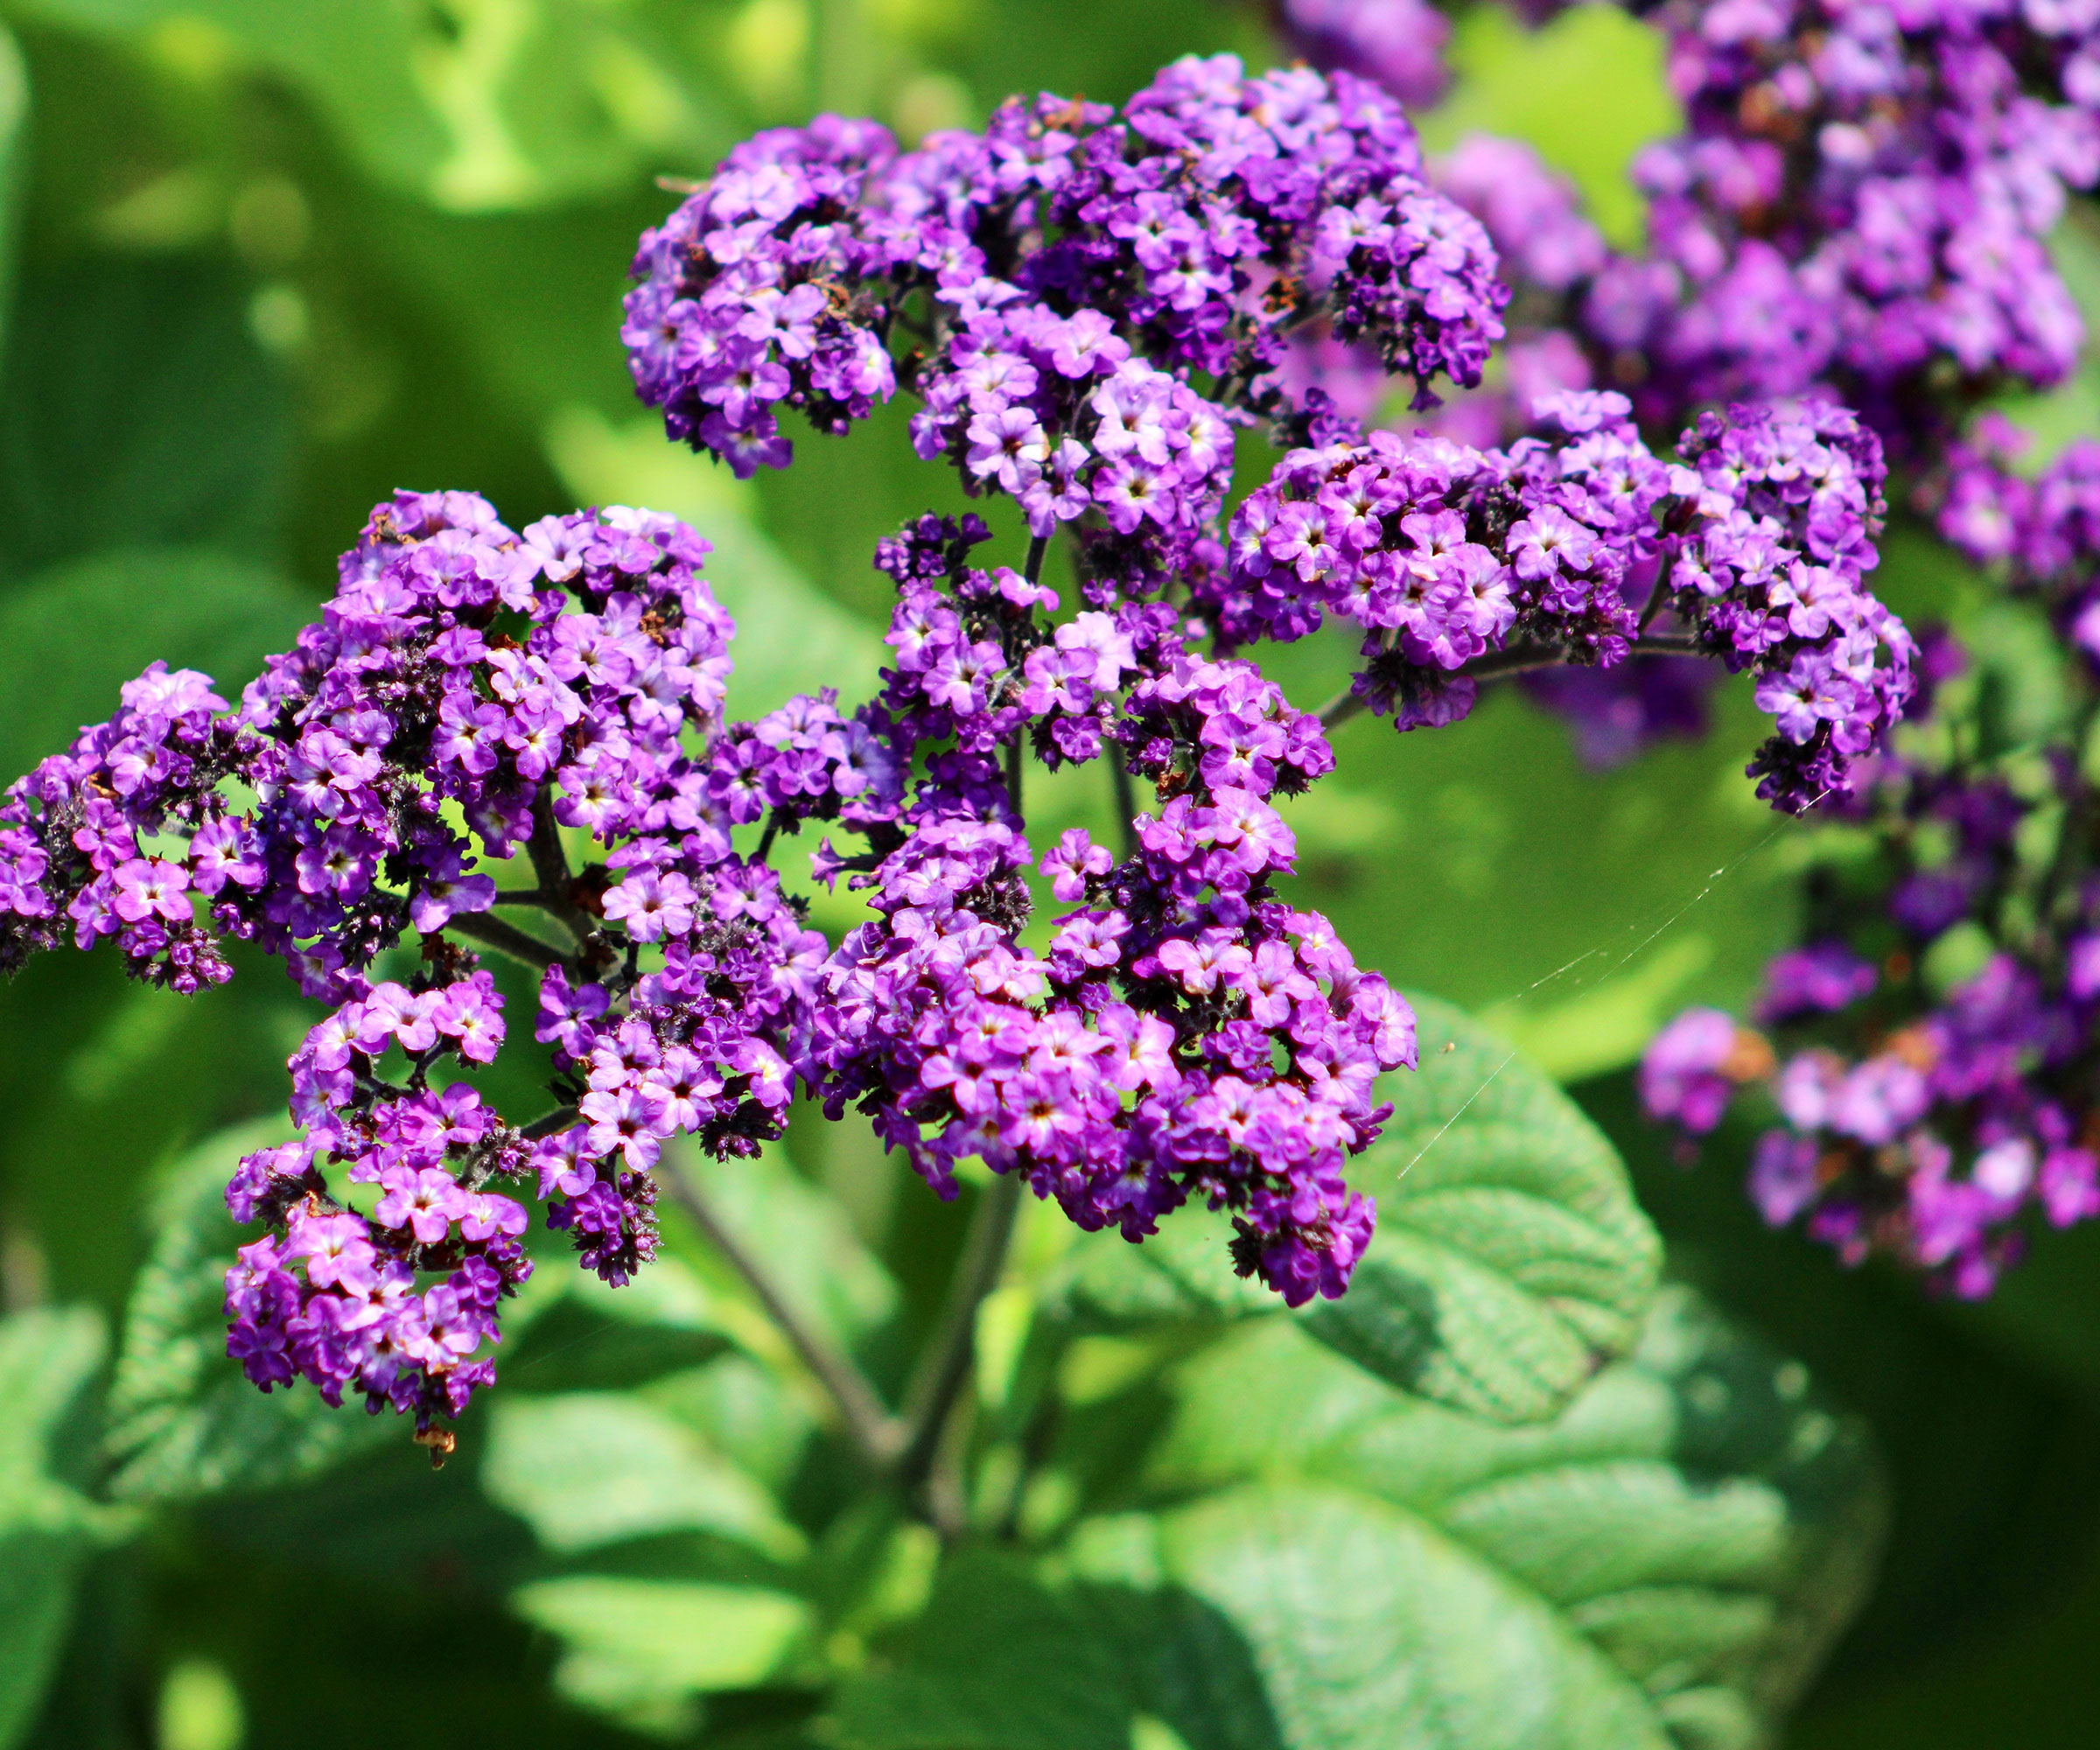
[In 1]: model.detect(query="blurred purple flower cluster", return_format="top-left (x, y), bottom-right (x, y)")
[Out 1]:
top-left (1269, 0), bottom-right (2100, 1291)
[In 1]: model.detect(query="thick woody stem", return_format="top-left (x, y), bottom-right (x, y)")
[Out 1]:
top-left (664, 1158), bottom-right (906, 1470)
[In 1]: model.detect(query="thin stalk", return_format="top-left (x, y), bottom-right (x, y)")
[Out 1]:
top-left (1636, 572), bottom-right (1674, 634)
top-left (1004, 732), bottom-right (1025, 816)
top-left (444, 911), bottom-right (567, 971)
top-left (1110, 752), bottom-right (1140, 860)
top-left (923, 1386), bottom-right (978, 1542)
top-left (1024, 533), bottom-right (1049, 585)
top-left (895, 1169), bottom-right (1025, 1492)
top-left (521, 1105), bottom-right (580, 1141)
top-left (528, 788), bottom-right (596, 946)
top-left (1314, 632), bottom-right (1711, 729)
top-left (664, 1158), bottom-right (906, 1470)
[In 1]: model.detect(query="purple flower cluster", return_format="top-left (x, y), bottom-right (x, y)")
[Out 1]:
top-left (1419, 0), bottom-right (2100, 443)
top-left (621, 52), bottom-right (1508, 515)
top-left (1643, 938), bottom-right (2100, 1298)
top-left (1265, 6), bottom-right (2100, 1299)
top-left (0, 34), bottom-right (1935, 1438)
top-left (1636, 425), bottom-right (2100, 1294)
top-left (1213, 389), bottom-right (1912, 810)
top-left (1272, 0), bottom-right (1453, 109)
top-left (0, 489), bottom-right (834, 1446)
top-left (737, 514), bottom-right (1417, 1304)
top-left (1618, 0), bottom-right (2100, 424)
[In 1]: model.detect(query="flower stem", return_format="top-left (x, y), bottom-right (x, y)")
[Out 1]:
top-left (663, 1157), bottom-right (906, 1470)
top-left (1313, 632), bottom-right (1713, 729)
top-left (894, 1168), bottom-right (1025, 1507)
top-left (528, 788), bottom-right (598, 947)
top-left (444, 911), bottom-right (568, 971)
top-left (1111, 752), bottom-right (1140, 860)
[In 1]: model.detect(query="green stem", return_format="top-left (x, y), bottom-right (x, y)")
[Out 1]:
top-left (664, 1158), bottom-right (906, 1470)
top-left (444, 911), bottom-right (567, 971)
top-left (894, 1170), bottom-right (1025, 1508)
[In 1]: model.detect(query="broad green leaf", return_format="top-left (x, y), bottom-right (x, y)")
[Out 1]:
top-left (545, 406), bottom-right (886, 720)
top-left (1124, 1484), bottom-right (1672, 1750)
top-left (481, 1390), bottom-right (806, 1561)
top-left (0, 548), bottom-right (310, 787)
top-left (0, 1307), bottom-right (130, 1750)
top-left (100, 1122), bottom-right (395, 1502)
top-left (1053, 999), bottom-right (1659, 1427)
top-left (1300, 996), bottom-right (1661, 1424)
top-left (0, 260), bottom-right (292, 581)
top-left (510, 1576), bottom-right (814, 1736)
top-left (1130, 1287), bottom-right (1882, 1748)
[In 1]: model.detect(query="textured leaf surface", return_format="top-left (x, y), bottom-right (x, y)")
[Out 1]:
top-left (1301, 996), bottom-right (1661, 1424)
top-left (100, 1124), bottom-right (395, 1502)
top-left (1155, 1485), bottom-right (1670, 1750)
top-left (830, 1550), bottom-right (1144, 1750)
top-left (1128, 1287), bottom-right (1883, 1748)
top-left (1056, 998), bottom-right (1659, 1427)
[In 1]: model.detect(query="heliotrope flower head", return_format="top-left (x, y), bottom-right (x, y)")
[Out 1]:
top-left (622, 52), bottom-right (1509, 613)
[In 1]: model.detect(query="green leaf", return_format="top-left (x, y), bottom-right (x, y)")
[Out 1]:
top-left (0, 1306), bottom-right (130, 1750)
top-left (510, 1576), bottom-right (814, 1737)
top-left (0, 547), bottom-right (311, 787)
top-left (99, 1122), bottom-right (396, 1503)
top-left (1128, 1287), bottom-right (1883, 1748)
top-left (0, 259), bottom-right (293, 581)
top-left (1141, 1484), bottom-right (1671, 1750)
top-left (830, 1545), bottom-right (1288, 1750)
top-left (830, 1550), bottom-right (1138, 1750)
top-left (668, 1140), bottom-right (900, 1356)
top-left (481, 1390), bottom-right (806, 1561)
top-left (1300, 996), bottom-right (1661, 1424)
top-left (1053, 998), bottom-right (1660, 1428)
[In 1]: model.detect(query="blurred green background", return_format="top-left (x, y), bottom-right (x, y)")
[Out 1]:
top-left (0, 2), bottom-right (2094, 1744)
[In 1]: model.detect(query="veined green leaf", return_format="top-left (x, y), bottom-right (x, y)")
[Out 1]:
top-left (1300, 996), bottom-right (1662, 1424)
top-left (1054, 998), bottom-right (1659, 1428)
top-left (100, 1122), bottom-right (395, 1503)
top-left (1124, 1287), bottom-right (1883, 1748)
